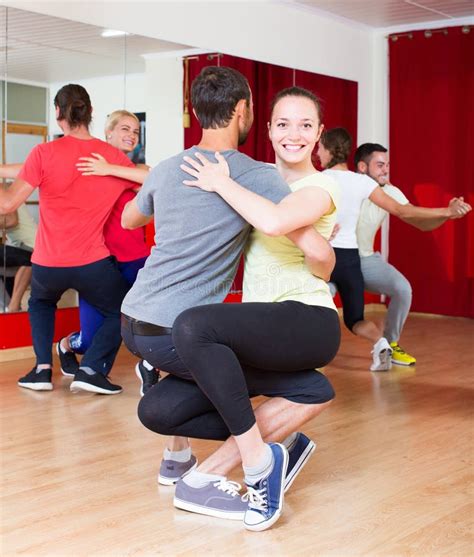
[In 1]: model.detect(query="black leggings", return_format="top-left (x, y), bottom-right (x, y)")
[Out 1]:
top-left (29, 257), bottom-right (129, 371)
top-left (330, 248), bottom-right (365, 331)
top-left (171, 301), bottom-right (340, 436)
top-left (138, 366), bottom-right (335, 441)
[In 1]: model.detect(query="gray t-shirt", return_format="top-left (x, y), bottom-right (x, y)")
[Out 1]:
top-left (121, 147), bottom-right (290, 326)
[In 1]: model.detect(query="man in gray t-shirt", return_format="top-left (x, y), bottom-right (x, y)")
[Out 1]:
top-left (121, 147), bottom-right (289, 327)
top-left (120, 67), bottom-right (335, 527)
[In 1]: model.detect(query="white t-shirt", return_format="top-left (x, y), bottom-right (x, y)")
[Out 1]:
top-left (323, 169), bottom-right (378, 249)
top-left (357, 184), bottom-right (409, 257)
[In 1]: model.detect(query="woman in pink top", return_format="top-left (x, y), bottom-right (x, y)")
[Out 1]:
top-left (0, 84), bottom-right (141, 395)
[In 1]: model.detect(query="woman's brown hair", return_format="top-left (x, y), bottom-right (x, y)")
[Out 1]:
top-left (320, 127), bottom-right (352, 168)
top-left (270, 86), bottom-right (323, 123)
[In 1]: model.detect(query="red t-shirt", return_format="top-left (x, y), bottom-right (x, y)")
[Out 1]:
top-left (104, 189), bottom-right (150, 262)
top-left (18, 136), bottom-right (136, 267)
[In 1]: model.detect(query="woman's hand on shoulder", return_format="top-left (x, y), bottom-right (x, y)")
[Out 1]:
top-left (76, 153), bottom-right (110, 176)
top-left (181, 151), bottom-right (230, 192)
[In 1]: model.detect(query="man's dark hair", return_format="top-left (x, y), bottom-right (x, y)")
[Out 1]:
top-left (354, 143), bottom-right (387, 169)
top-left (320, 127), bottom-right (352, 168)
top-left (54, 84), bottom-right (92, 129)
top-left (191, 66), bottom-right (251, 129)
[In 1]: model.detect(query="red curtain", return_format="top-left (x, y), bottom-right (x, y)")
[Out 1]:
top-left (184, 54), bottom-right (358, 162)
top-left (389, 27), bottom-right (474, 317)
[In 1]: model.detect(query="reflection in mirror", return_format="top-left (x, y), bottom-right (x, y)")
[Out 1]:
top-left (0, 6), bottom-right (189, 313)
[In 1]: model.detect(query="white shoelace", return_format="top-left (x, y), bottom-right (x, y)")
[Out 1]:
top-left (242, 485), bottom-right (268, 511)
top-left (212, 479), bottom-right (242, 498)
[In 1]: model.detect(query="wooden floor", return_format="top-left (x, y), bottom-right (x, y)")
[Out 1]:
top-left (1, 313), bottom-right (473, 556)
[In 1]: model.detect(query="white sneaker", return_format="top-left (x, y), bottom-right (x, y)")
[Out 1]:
top-left (370, 337), bottom-right (393, 371)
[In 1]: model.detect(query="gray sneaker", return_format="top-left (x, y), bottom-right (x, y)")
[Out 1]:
top-left (158, 455), bottom-right (197, 486)
top-left (174, 478), bottom-right (248, 520)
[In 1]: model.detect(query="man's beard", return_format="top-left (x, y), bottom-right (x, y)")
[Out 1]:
top-left (369, 172), bottom-right (388, 187)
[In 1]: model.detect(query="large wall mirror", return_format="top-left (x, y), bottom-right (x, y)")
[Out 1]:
top-left (0, 5), bottom-right (358, 326)
top-left (0, 6), bottom-right (189, 314)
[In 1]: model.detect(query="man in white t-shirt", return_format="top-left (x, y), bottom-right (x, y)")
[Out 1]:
top-left (354, 143), bottom-right (459, 366)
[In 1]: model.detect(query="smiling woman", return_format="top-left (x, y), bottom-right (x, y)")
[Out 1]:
top-left (75, 110), bottom-right (149, 182)
top-left (106, 110), bottom-right (141, 151)
top-left (269, 87), bottom-right (325, 175)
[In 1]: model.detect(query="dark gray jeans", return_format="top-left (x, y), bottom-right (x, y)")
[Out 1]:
top-left (29, 257), bottom-right (128, 373)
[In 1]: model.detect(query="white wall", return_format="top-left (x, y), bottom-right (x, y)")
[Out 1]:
top-left (144, 57), bottom-right (184, 166)
top-left (9, 1), bottom-right (381, 145)
top-left (48, 72), bottom-right (146, 138)
top-left (48, 66), bottom-right (185, 167)
top-left (7, 2), bottom-right (472, 154)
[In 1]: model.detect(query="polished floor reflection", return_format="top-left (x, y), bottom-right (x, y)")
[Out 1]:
top-left (1, 313), bottom-right (472, 556)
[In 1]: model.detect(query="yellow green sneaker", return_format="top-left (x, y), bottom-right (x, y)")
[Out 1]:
top-left (390, 342), bottom-right (416, 366)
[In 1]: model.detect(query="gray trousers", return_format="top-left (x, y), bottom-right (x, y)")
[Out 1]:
top-left (360, 252), bottom-right (412, 343)
top-left (329, 252), bottom-right (412, 342)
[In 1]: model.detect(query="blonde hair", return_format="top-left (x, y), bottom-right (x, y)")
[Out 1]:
top-left (104, 110), bottom-right (139, 137)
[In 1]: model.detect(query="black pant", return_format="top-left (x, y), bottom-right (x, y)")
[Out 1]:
top-left (29, 257), bottom-right (129, 373)
top-left (122, 323), bottom-right (336, 440)
top-left (123, 301), bottom-right (339, 437)
top-left (138, 369), bottom-right (336, 441)
top-left (330, 248), bottom-right (365, 331)
top-left (171, 302), bottom-right (340, 435)
top-left (0, 244), bottom-right (32, 267)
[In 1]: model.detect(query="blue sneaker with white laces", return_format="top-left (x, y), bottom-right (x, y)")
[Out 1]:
top-left (284, 432), bottom-right (316, 492)
top-left (243, 443), bottom-right (289, 532)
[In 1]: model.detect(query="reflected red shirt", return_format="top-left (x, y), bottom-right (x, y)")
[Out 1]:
top-left (19, 136), bottom-right (136, 267)
top-left (104, 189), bottom-right (150, 262)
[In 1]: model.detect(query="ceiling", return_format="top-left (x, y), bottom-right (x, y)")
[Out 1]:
top-left (291, 0), bottom-right (474, 28)
top-left (0, 2), bottom-right (472, 84)
top-left (0, 6), bottom-right (191, 83)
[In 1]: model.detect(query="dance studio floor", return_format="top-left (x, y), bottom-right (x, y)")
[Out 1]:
top-left (1, 313), bottom-right (473, 556)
